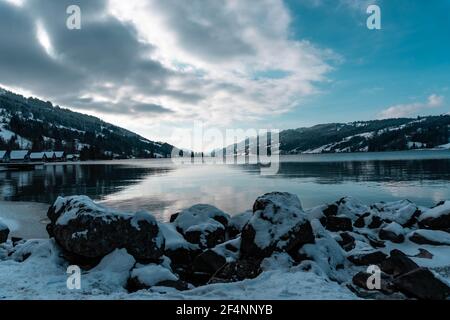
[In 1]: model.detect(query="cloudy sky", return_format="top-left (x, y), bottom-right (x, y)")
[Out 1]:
top-left (0, 0), bottom-right (449, 148)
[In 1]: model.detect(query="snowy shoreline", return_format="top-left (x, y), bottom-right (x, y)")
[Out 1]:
top-left (0, 201), bottom-right (49, 239)
top-left (1, 194), bottom-right (450, 300)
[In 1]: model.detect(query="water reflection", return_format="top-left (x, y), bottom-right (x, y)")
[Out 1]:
top-left (0, 164), bottom-right (172, 203)
top-left (1, 153), bottom-right (450, 221)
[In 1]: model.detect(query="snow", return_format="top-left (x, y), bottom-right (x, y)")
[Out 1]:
top-left (420, 201), bottom-right (450, 220)
top-left (0, 219), bottom-right (8, 231)
top-left (299, 219), bottom-right (348, 281)
top-left (131, 264), bottom-right (178, 287)
top-left (0, 128), bottom-right (31, 149)
top-left (1, 195), bottom-right (450, 300)
top-left (172, 204), bottom-right (228, 238)
top-left (158, 223), bottom-right (198, 251)
top-left (382, 222), bottom-right (405, 236)
top-left (249, 193), bottom-right (307, 250)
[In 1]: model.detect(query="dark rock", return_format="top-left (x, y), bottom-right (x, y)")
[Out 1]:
top-left (409, 230), bottom-right (450, 246)
top-left (353, 216), bottom-right (366, 228)
top-left (414, 248), bottom-right (433, 259)
top-left (348, 251), bottom-right (388, 266)
top-left (379, 229), bottom-right (405, 244)
top-left (393, 268), bottom-right (450, 300)
top-left (403, 209), bottom-right (422, 228)
top-left (368, 216), bottom-right (383, 229)
top-left (127, 277), bottom-right (189, 292)
top-left (352, 271), bottom-right (395, 294)
top-left (47, 196), bottom-right (165, 264)
top-left (192, 250), bottom-right (227, 275)
top-left (418, 201), bottom-right (450, 231)
top-left (212, 258), bottom-right (262, 283)
top-left (337, 232), bottom-right (355, 252)
top-left (321, 216), bottom-right (353, 232)
top-left (0, 222), bottom-right (9, 244)
top-left (184, 228), bottom-right (226, 250)
top-left (380, 249), bottom-right (419, 277)
top-left (240, 192), bottom-right (314, 259)
top-left (169, 212), bottom-right (179, 223)
top-left (323, 204), bottom-right (338, 217)
top-left (165, 246), bottom-right (202, 269)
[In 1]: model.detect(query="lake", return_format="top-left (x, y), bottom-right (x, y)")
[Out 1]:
top-left (1, 150), bottom-right (450, 221)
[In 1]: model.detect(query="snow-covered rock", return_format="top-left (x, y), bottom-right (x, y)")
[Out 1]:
top-left (158, 223), bottom-right (201, 268)
top-left (299, 219), bottom-right (348, 281)
top-left (419, 201), bottom-right (450, 230)
top-left (172, 204), bottom-right (230, 249)
top-left (47, 196), bottom-right (165, 264)
top-left (240, 192), bottom-right (314, 259)
top-left (408, 229), bottom-right (450, 246)
top-left (127, 263), bottom-right (187, 292)
top-left (392, 268), bottom-right (450, 300)
top-left (0, 220), bottom-right (9, 244)
top-left (379, 222), bottom-right (405, 243)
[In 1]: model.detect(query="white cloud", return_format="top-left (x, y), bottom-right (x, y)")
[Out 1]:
top-left (379, 94), bottom-right (445, 119)
top-left (106, 0), bottom-right (335, 126)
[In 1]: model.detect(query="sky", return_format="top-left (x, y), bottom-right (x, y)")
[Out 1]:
top-left (0, 0), bottom-right (449, 149)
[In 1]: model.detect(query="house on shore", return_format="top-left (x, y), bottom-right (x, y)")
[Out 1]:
top-left (29, 152), bottom-right (48, 162)
top-left (66, 154), bottom-right (80, 161)
top-left (0, 151), bottom-right (9, 163)
top-left (54, 151), bottom-right (66, 162)
top-left (9, 150), bottom-right (30, 163)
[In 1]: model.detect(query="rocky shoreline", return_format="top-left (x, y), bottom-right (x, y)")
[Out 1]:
top-left (1, 192), bottom-right (450, 300)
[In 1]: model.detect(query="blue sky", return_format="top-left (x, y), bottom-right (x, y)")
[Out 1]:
top-left (274, 0), bottom-right (450, 129)
top-left (0, 0), bottom-right (449, 149)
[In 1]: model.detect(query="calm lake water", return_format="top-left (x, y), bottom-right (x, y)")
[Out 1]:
top-left (1, 150), bottom-right (450, 221)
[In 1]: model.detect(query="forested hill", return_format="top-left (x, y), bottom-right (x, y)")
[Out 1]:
top-left (0, 88), bottom-right (174, 159)
top-left (280, 116), bottom-right (450, 154)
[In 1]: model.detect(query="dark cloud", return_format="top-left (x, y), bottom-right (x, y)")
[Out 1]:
top-left (132, 103), bottom-right (174, 114)
top-left (150, 0), bottom-right (256, 62)
top-left (0, 0), bottom-right (201, 115)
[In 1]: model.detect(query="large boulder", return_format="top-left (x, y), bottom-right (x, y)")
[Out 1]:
top-left (408, 229), bottom-right (450, 246)
top-left (418, 201), bottom-right (450, 231)
top-left (192, 250), bottom-right (227, 275)
top-left (47, 196), bottom-right (165, 264)
top-left (392, 268), bottom-right (450, 300)
top-left (0, 220), bottom-right (9, 244)
top-left (379, 222), bottom-right (405, 243)
top-left (380, 249), bottom-right (419, 277)
top-left (158, 223), bottom-right (201, 269)
top-left (172, 204), bottom-right (230, 249)
top-left (348, 251), bottom-right (388, 266)
top-left (240, 192), bottom-right (314, 259)
top-left (320, 216), bottom-right (353, 232)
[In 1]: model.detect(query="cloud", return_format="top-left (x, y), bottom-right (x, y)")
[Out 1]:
top-left (131, 103), bottom-right (173, 114)
top-left (0, 0), bottom-right (336, 146)
top-left (379, 94), bottom-right (445, 119)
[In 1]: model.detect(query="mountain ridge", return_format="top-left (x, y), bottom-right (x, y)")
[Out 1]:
top-left (0, 88), bottom-right (175, 159)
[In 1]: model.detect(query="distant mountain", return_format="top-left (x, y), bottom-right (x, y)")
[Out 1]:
top-left (0, 88), bottom-right (175, 160)
top-left (220, 116), bottom-right (450, 156)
